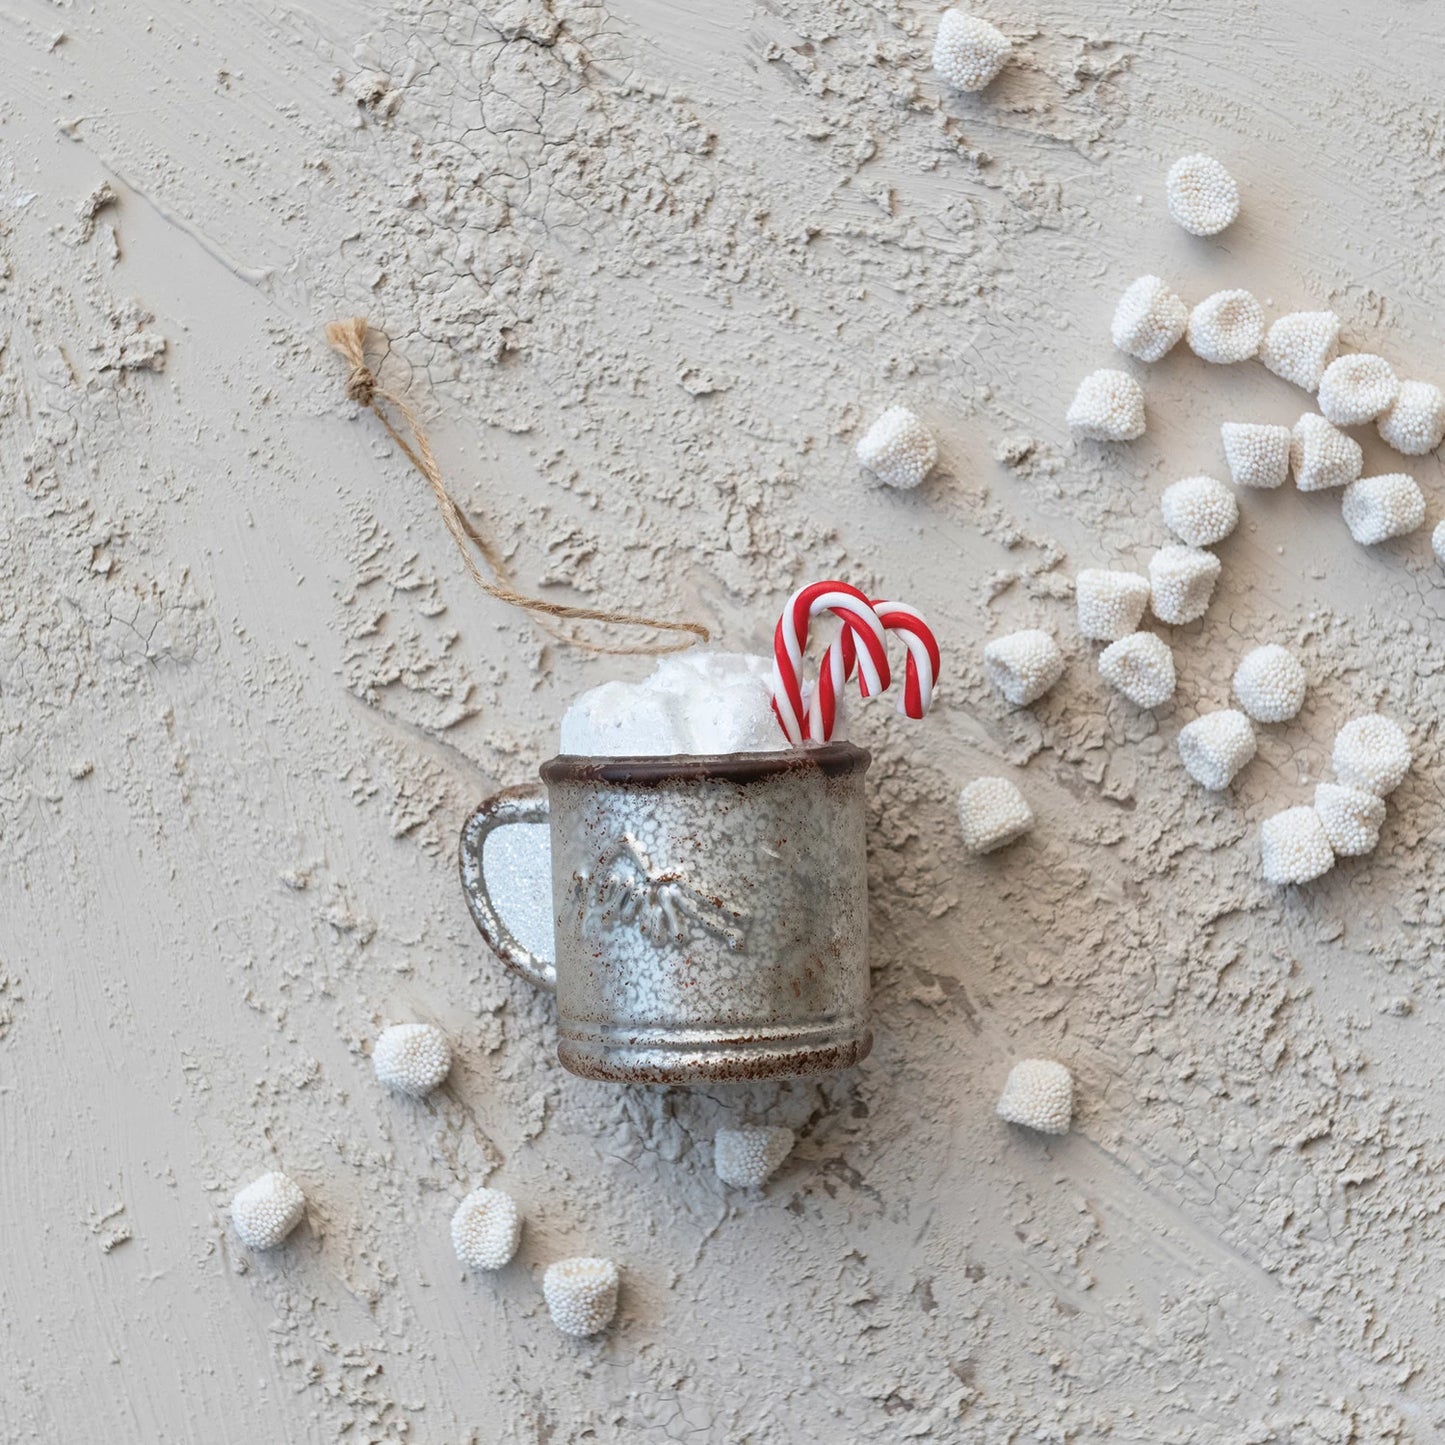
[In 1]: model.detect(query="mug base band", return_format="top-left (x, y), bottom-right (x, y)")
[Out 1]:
top-left (556, 1022), bottom-right (872, 1084)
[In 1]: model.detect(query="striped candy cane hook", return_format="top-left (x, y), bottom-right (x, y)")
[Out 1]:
top-left (771, 581), bottom-right (892, 746)
top-left (808, 596), bottom-right (942, 742)
top-left (872, 600), bottom-right (941, 720)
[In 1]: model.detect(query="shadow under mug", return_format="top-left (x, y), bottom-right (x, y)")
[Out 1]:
top-left (459, 743), bottom-right (873, 1084)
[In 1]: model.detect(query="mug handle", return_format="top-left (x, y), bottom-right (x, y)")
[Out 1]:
top-left (458, 784), bottom-right (556, 993)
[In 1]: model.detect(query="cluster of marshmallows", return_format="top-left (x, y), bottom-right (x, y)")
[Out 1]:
top-left (231, 1022), bottom-right (802, 1335)
top-left (229, 1021), bottom-right (625, 1337)
top-left (1084, 154), bottom-right (1442, 549)
top-left (1261, 716), bottom-right (1411, 885)
top-left (861, 3), bottom-right (1023, 492)
top-left (958, 629), bottom-right (1061, 852)
top-left (919, 35), bottom-right (1439, 551)
top-left (1053, 150), bottom-right (1426, 885)
top-left (866, 10), bottom-right (1013, 490)
top-left (230, 1023), bottom-right (458, 1251)
top-left (1069, 158), bottom-right (1444, 563)
top-left (1069, 528), bottom-right (1229, 714)
top-left (1176, 644), bottom-right (1306, 792)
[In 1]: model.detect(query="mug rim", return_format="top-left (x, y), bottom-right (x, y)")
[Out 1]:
top-left (539, 740), bottom-right (870, 786)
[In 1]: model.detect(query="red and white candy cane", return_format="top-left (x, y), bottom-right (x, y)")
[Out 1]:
top-left (807, 621), bottom-right (858, 744)
top-left (771, 581), bottom-right (892, 746)
top-left (809, 597), bottom-right (942, 743)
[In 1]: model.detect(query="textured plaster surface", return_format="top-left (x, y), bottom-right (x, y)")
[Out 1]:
top-left (4, 1), bottom-right (1445, 1440)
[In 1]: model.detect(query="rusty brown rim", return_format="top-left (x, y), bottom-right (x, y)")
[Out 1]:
top-left (539, 740), bottom-right (870, 786)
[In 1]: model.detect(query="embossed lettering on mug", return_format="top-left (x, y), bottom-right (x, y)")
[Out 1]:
top-left (568, 833), bottom-right (749, 951)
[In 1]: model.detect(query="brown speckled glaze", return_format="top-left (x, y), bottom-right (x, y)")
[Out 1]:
top-left (461, 744), bottom-right (873, 1083)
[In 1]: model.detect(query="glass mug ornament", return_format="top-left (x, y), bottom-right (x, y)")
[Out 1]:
top-left (459, 743), bottom-right (874, 1084)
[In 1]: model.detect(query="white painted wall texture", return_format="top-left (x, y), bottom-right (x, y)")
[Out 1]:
top-left (4, 1), bottom-right (1445, 1439)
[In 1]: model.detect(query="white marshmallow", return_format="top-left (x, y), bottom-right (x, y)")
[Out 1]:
top-left (1165, 154), bottom-right (1239, 236)
top-left (1232, 644), bottom-right (1307, 723)
top-left (1314, 783), bottom-right (1385, 858)
top-left (1333, 715), bottom-right (1411, 796)
top-left (856, 406), bottom-right (937, 489)
top-left (1149, 544), bottom-right (1221, 625)
top-left (543, 1257), bottom-right (621, 1337)
top-left (1260, 807), bottom-right (1335, 886)
top-left (1066, 369), bottom-right (1146, 441)
top-left (1111, 275), bottom-right (1189, 363)
top-left (1290, 413), bottom-right (1362, 492)
top-left (1098, 632), bottom-right (1176, 708)
top-left (1376, 380), bottom-right (1445, 455)
top-left (996, 1059), bottom-right (1074, 1135)
top-left (1075, 568), bottom-right (1150, 641)
top-left (1177, 709), bottom-right (1256, 790)
top-left (958, 776), bottom-right (1033, 854)
top-left (932, 9), bottom-right (1011, 92)
top-left (1434, 518), bottom-right (1445, 567)
top-left (1221, 422), bottom-right (1291, 489)
top-left (1318, 354), bottom-right (1399, 426)
top-left (1187, 290), bottom-right (1264, 364)
top-left (372, 1023), bottom-right (452, 1097)
top-left (1341, 473), bottom-right (1425, 545)
top-left (1259, 311), bottom-right (1341, 391)
top-left (560, 652), bottom-right (786, 757)
top-left (231, 1172), bottom-right (306, 1251)
top-left (1160, 475), bottom-right (1238, 547)
top-left (714, 1126), bottom-right (795, 1188)
top-left (983, 629), bottom-right (1065, 707)
top-left (451, 1188), bottom-right (522, 1271)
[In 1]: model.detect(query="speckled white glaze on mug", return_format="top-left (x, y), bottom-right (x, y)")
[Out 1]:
top-left (460, 744), bottom-right (873, 1084)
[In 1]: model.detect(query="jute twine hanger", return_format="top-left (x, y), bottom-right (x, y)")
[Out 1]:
top-left (325, 317), bottom-right (710, 656)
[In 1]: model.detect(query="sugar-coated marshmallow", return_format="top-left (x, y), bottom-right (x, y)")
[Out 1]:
top-left (1177, 709), bottom-right (1256, 790)
top-left (231, 1172), bottom-right (306, 1251)
top-left (451, 1188), bottom-right (522, 1271)
top-left (958, 776), bottom-right (1033, 854)
top-left (1233, 644), bottom-right (1306, 723)
top-left (1067, 370), bottom-right (1146, 441)
top-left (1333, 715), bottom-right (1411, 796)
top-left (1291, 413), bottom-right (1362, 492)
top-left (543, 1257), bottom-right (621, 1337)
top-left (1149, 544), bottom-right (1221, 625)
top-left (983, 629), bottom-right (1065, 707)
top-left (1314, 783), bottom-right (1385, 858)
top-left (561, 652), bottom-right (787, 757)
top-left (373, 1023), bottom-right (452, 1097)
top-left (1111, 275), bottom-right (1189, 363)
top-left (1160, 475), bottom-right (1238, 547)
top-left (1165, 154), bottom-right (1239, 236)
top-left (996, 1059), bottom-right (1074, 1134)
top-left (856, 406), bottom-right (937, 489)
top-left (1099, 632), bottom-right (1176, 708)
top-left (932, 9), bottom-right (1011, 92)
top-left (1260, 808), bottom-right (1334, 886)
top-left (1221, 422), bottom-right (1291, 490)
top-left (1341, 474), bottom-right (1425, 546)
top-left (714, 1126), bottom-right (795, 1188)
top-left (1187, 290), bottom-right (1264, 364)
top-left (1377, 380), bottom-right (1445, 456)
top-left (1318, 354), bottom-right (1399, 427)
top-left (1075, 568), bottom-right (1149, 641)
top-left (1259, 311), bottom-right (1341, 392)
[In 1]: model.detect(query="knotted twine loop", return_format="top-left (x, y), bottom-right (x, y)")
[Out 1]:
top-left (324, 317), bottom-right (710, 656)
